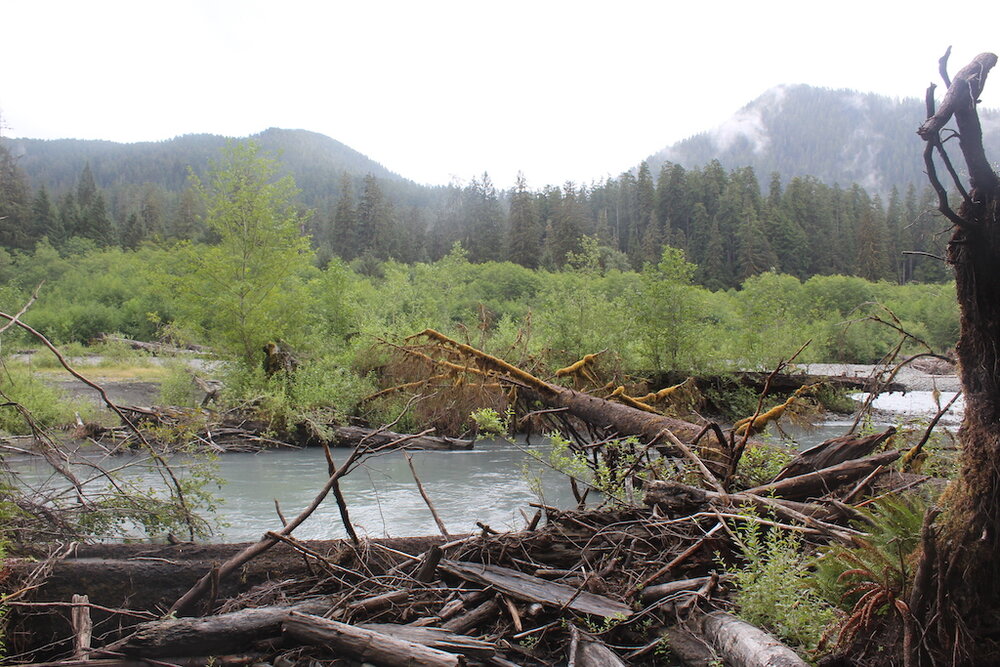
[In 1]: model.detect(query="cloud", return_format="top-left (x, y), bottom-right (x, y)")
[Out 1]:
top-left (708, 107), bottom-right (770, 155)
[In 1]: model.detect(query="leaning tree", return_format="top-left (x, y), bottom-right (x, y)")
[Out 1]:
top-left (913, 49), bottom-right (1000, 665)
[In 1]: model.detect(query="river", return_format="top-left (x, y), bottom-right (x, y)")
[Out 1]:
top-left (5, 390), bottom-right (962, 542)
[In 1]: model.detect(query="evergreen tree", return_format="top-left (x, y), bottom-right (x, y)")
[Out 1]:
top-left (170, 184), bottom-right (203, 240)
top-left (79, 191), bottom-right (114, 245)
top-left (885, 186), bottom-right (905, 282)
top-left (121, 212), bottom-right (143, 249)
top-left (549, 182), bottom-right (587, 267)
top-left (357, 174), bottom-right (398, 259)
top-left (57, 191), bottom-right (80, 243)
top-left (736, 212), bottom-right (778, 280)
top-left (332, 172), bottom-right (358, 259)
top-left (30, 186), bottom-right (61, 244)
top-left (507, 172), bottom-right (541, 268)
top-left (0, 141), bottom-right (31, 249)
top-left (698, 216), bottom-right (731, 290)
top-left (139, 185), bottom-right (165, 240)
top-left (76, 163), bottom-right (98, 210)
top-left (463, 173), bottom-right (504, 263)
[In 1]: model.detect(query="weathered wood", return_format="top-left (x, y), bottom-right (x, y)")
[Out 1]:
top-left (112, 598), bottom-right (335, 657)
top-left (17, 658), bottom-right (259, 667)
top-left (331, 425), bottom-right (473, 451)
top-left (643, 480), bottom-right (840, 520)
top-left (696, 611), bottom-right (808, 667)
top-left (919, 52), bottom-right (999, 190)
top-left (568, 624), bottom-right (627, 666)
top-left (415, 544), bottom-right (443, 583)
top-left (359, 623), bottom-right (495, 660)
top-left (344, 590), bottom-right (409, 617)
top-left (283, 611), bottom-right (465, 667)
top-left (439, 560), bottom-right (632, 619)
top-left (71, 594), bottom-right (92, 659)
top-left (660, 625), bottom-right (717, 666)
top-left (747, 450), bottom-right (900, 500)
top-left (96, 334), bottom-right (210, 355)
top-left (440, 597), bottom-right (500, 634)
top-left (773, 426), bottom-right (896, 481)
top-left (640, 576), bottom-right (715, 605)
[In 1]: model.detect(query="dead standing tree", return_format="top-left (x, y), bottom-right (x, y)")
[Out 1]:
top-left (915, 50), bottom-right (1000, 664)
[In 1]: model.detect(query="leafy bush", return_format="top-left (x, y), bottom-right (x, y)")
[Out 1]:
top-left (726, 511), bottom-right (837, 653)
top-left (0, 365), bottom-right (97, 434)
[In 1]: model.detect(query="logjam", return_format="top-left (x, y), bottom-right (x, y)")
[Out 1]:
top-left (9, 327), bottom-right (942, 667)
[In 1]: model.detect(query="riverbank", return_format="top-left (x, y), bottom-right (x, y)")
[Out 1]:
top-left (802, 362), bottom-right (960, 392)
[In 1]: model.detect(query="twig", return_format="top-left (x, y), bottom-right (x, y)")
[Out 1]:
top-left (0, 309), bottom-right (200, 540)
top-left (404, 451), bottom-right (450, 537)
top-left (168, 428), bottom-right (432, 616)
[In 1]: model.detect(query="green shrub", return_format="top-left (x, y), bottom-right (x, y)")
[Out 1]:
top-left (0, 365), bottom-right (97, 434)
top-left (726, 510), bottom-right (836, 653)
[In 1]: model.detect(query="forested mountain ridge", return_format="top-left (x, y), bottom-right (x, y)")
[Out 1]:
top-left (0, 84), bottom-right (961, 286)
top-left (647, 84), bottom-right (1000, 193)
top-left (5, 128), bottom-right (434, 208)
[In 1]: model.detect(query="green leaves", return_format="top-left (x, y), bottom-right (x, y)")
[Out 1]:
top-left (177, 142), bottom-right (313, 368)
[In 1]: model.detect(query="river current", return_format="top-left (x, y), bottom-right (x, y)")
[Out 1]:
top-left (6, 390), bottom-right (961, 542)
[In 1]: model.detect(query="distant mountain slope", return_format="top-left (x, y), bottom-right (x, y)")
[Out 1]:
top-left (647, 84), bottom-right (1000, 193)
top-left (4, 128), bottom-right (431, 206)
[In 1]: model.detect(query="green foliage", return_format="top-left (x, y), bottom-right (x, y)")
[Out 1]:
top-left (726, 511), bottom-right (837, 653)
top-left (0, 364), bottom-right (96, 435)
top-left (158, 362), bottom-right (202, 408)
top-left (469, 407), bottom-right (511, 439)
top-left (524, 434), bottom-right (653, 505)
top-left (222, 356), bottom-right (374, 432)
top-left (812, 494), bottom-right (928, 608)
top-left (733, 444), bottom-right (795, 488)
top-left (629, 246), bottom-right (704, 371)
top-left (173, 142), bottom-right (313, 370)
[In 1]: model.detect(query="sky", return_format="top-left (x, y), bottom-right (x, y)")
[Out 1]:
top-left (2, 0), bottom-right (998, 188)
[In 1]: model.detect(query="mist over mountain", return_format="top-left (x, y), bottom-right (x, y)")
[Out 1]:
top-left (645, 84), bottom-right (1000, 193)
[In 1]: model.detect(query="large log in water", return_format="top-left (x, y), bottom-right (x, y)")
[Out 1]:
top-left (330, 425), bottom-right (473, 451)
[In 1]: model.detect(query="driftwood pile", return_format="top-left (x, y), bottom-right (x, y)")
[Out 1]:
top-left (3, 330), bottom-right (948, 666)
top-left (7, 416), bottom-right (921, 667)
top-left (85, 406), bottom-right (473, 454)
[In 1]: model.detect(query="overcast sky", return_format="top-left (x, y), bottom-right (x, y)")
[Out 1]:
top-left (2, 1), bottom-right (996, 187)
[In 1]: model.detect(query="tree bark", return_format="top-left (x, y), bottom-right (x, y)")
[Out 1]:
top-left (283, 612), bottom-right (465, 667)
top-left (694, 611), bottom-right (808, 667)
top-left (918, 51), bottom-right (1000, 664)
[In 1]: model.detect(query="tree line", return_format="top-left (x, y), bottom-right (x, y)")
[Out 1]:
top-left (0, 139), bottom-right (951, 289)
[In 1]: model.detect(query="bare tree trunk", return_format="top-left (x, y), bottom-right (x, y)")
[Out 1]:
top-left (918, 51), bottom-right (1000, 664)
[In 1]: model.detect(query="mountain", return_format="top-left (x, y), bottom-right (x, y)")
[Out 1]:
top-left (645, 84), bottom-right (1000, 193)
top-left (4, 128), bottom-right (435, 207)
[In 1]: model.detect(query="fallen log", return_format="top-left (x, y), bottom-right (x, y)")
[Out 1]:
top-left (359, 623), bottom-right (495, 660)
top-left (283, 611), bottom-right (465, 666)
top-left (773, 426), bottom-right (896, 481)
top-left (747, 450), bottom-right (901, 500)
top-left (330, 425), bottom-right (473, 451)
top-left (96, 334), bottom-right (211, 355)
top-left (568, 623), bottom-right (627, 666)
top-left (693, 610), bottom-right (808, 667)
top-left (409, 329), bottom-right (737, 451)
top-left (439, 560), bottom-right (633, 619)
top-left (440, 596), bottom-right (500, 634)
top-left (110, 597), bottom-right (335, 658)
top-left (654, 370), bottom-right (905, 395)
top-left (643, 480), bottom-right (842, 521)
